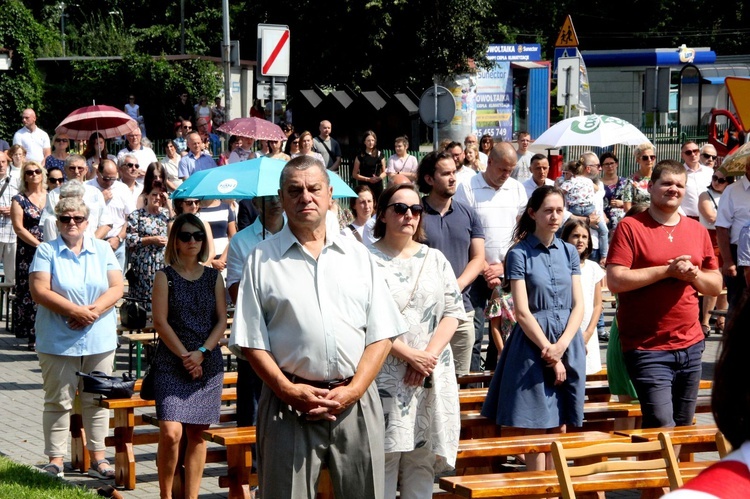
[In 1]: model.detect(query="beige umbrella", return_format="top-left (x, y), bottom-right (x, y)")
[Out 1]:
top-left (719, 141), bottom-right (750, 176)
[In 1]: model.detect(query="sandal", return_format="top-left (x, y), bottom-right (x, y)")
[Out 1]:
top-left (701, 324), bottom-right (711, 338)
top-left (715, 317), bottom-right (725, 334)
top-left (42, 462), bottom-right (65, 478)
top-left (88, 459), bottom-right (115, 479)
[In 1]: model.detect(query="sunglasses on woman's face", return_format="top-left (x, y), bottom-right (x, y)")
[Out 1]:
top-left (712, 175), bottom-right (728, 184)
top-left (182, 200), bottom-right (200, 206)
top-left (641, 155), bottom-right (656, 161)
top-left (49, 177), bottom-right (64, 184)
top-left (176, 231), bottom-right (206, 242)
top-left (58, 215), bottom-right (87, 224)
top-left (387, 202), bottom-right (424, 216)
top-left (25, 169), bottom-right (43, 176)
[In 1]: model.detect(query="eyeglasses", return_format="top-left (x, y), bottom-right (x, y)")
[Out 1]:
top-left (55, 138), bottom-right (69, 143)
top-left (712, 175), bottom-right (728, 184)
top-left (603, 162), bottom-right (618, 167)
top-left (182, 126), bottom-right (192, 130)
top-left (25, 169), bottom-right (43, 176)
top-left (588, 163), bottom-right (601, 168)
top-left (49, 177), bottom-right (64, 184)
top-left (68, 166), bottom-right (87, 172)
top-left (182, 200), bottom-right (200, 206)
top-left (683, 149), bottom-right (700, 155)
top-left (702, 153), bottom-right (717, 160)
top-left (124, 163), bottom-right (139, 169)
top-left (176, 231), bottom-right (206, 242)
top-left (292, 141), bottom-right (299, 145)
top-left (58, 215), bottom-right (87, 224)
top-left (101, 176), bottom-right (118, 182)
top-left (641, 155), bottom-right (656, 161)
top-left (387, 202), bottom-right (424, 216)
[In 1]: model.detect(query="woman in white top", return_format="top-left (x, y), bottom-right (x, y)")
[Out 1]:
top-left (386, 136), bottom-right (418, 182)
top-left (160, 140), bottom-right (182, 190)
top-left (345, 185), bottom-right (374, 243)
top-left (291, 131), bottom-right (325, 163)
top-left (698, 169), bottom-right (732, 335)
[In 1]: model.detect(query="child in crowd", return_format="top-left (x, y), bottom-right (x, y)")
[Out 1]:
top-left (485, 269), bottom-right (516, 370)
top-left (562, 219), bottom-right (604, 375)
top-left (560, 160), bottom-right (609, 264)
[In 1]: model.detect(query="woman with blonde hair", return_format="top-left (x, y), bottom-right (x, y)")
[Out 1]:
top-left (464, 143), bottom-right (485, 172)
top-left (623, 142), bottom-right (656, 208)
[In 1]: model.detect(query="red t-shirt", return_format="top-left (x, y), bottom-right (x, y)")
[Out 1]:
top-left (607, 212), bottom-right (717, 352)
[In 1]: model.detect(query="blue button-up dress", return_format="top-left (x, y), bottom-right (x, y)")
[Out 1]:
top-left (482, 234), bottom-right (586, 428)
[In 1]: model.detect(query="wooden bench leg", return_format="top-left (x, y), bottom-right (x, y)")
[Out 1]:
top-left (225, 444), bottom-right (252, 499)
top-left (70, 392), bottom-right (90, 473)
top-left (113, 408), bottom-right (137, 490)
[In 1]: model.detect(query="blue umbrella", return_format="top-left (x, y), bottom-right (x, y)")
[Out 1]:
top-left (171, 157), bottom-right (356, 200)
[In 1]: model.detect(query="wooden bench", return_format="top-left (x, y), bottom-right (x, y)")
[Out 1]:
top-left (456, 368), bottom-right (610, 389)
top-left (98, 385), bottom-right (238, 489)
top-left (440, 460), bottom-right (713, 498)
top-left (455, 431), bottom-right (630, 474)
top-left (460, 395), bottom-right (713, 439)
top-left (614, 424), bottom-right (721, 458)
top-left (459, 379), bottom-right (713, 411)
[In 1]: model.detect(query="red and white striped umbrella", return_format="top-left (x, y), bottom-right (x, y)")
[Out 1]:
top-left (217, 117), bottom-right (286, 141)
top-left (55, 104), bottom-right (139, 140)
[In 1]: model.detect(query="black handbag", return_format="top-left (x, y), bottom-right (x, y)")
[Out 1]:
top-left (76, 371), bottom-right (136, 399)
top-left (120, 297), bottom-right (147, 329)
top-left (139, 343), bottom-right (157, 401)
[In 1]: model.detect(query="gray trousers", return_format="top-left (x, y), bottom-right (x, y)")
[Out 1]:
top-left (257, 381), bottom-right (385, 499)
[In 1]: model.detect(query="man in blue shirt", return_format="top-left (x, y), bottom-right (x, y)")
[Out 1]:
top-left (178, 131), bottom-right (216, 180)
top-left (417, 151), bottom-right (485, 375)
top-left (196, 117), bottom-right (221, 157)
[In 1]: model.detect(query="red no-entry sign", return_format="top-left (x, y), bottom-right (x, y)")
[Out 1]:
top-left (259, 25), bottom-right (290, 78)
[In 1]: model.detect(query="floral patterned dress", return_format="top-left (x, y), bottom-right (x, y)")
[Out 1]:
top-left (126, 207), bottom-right (169, 311)
top-left (623, 173), bottom-right (651, 207)
top-left (13, 193), bottom-right (43, 340)
top-left (370, 244), bottom-right (466, 472)
top-left (603, 176), bottom-right (629, 231)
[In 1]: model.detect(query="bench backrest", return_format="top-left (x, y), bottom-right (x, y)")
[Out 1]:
top-left (551, 432), bottom-right (683, 499)
top-left (716, 431), bottom-right (733, 458)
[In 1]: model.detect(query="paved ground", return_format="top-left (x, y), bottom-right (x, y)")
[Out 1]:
top-left (0, 302), bottom-right (722, 498)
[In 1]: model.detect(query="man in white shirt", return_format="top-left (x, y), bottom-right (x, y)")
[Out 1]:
top-left (522, 153), bottom-right (554, 199)
top-left (12, 109), bottom-right (51, 163)
top-left (512, 131), bottom-right (534, 182)
top-left (41, 155), bottom-right (112, 241)
top-left (86, 159), bottom-right (134, 270)
top-left (447, 141), bottom-right (476, 186)
top-left (0, 152), bottom-right (18, 283)
top-left (716, 159), bottom-right (750, 311)
top-left (681, 141), bottom-right (714, 219)
top-left (116, 129), bottom-right (157, 182)
top-left (455, 142), bottom-right (527, 371)
top-left (229, 156), bottom-right (404, 498)
top-left (117, 155), bottom-right (145, 208)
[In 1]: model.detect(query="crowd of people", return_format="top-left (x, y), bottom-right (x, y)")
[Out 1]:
top-left (4, 103), bottom-right (743, 498)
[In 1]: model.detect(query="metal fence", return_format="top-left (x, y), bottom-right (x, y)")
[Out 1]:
top-left (563, 125), bottom-right (710, 178)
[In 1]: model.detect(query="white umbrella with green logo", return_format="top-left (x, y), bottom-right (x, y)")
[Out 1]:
top-left (533, 114), bottom-right (650, 148)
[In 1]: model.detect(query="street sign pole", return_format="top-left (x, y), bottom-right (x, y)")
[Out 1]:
top-left (433, 82), bottom-right (439, 150)
top-left (563, 66), bottom-right (571, 119)
top-left (271, 76), bottom-right (276, 123)
top-left (222, 0), bottom-right (231, 119)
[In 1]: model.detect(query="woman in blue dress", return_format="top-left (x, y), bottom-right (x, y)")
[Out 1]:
top-left (481, 185), bottom-right (585, 471)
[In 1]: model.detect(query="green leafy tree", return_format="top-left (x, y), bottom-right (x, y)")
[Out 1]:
top-left (0, 0), bottom-right (58, 140)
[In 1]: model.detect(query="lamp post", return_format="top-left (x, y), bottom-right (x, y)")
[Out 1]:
top-left (58, 2), bottom-right (67, 56)
top-left (180, 0), bottom-right (185, 55)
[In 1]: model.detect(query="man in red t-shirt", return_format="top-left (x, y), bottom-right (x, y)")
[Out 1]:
top-left (607, 160), bottom-right (722, 428)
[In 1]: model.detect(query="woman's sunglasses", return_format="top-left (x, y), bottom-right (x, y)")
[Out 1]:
top-left (712, 175), bottom-right (731, 184)
top-left (641, 155), bottom-right (656, 161)
top-left (387, 203), bottom-right (424, 216)
top-left (59, 215), bottom-right (86, 224)
top-left (176, 231), bottom-right (206, 242)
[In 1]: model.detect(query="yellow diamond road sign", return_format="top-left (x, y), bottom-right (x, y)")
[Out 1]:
top-left (555, 15), bottom-right (579, 48)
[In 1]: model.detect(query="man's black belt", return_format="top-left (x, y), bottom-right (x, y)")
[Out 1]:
top-left (283, 371), bottom-right (353, 390)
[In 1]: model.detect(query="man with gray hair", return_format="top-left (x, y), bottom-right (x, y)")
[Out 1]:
top-left (41, 155), bottom-right (111, 242)
top-left (230, 155), bottom-right (405, 498)
top-left (455, 142), bottom-right (527, 371)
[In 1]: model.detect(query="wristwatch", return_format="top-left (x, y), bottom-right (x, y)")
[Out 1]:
top-left (198, 346), bottom-right (210, 357)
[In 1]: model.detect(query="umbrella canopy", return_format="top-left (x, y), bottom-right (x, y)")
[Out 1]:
top-left (533, 114), bottom-right (650, 148)
top-left (55, 105), bottom-right (138, 140)
top-left (216, 117), bottom-right (286, 141)
top-left (171, 157), bottom-right (357, 200)
top-left (719, 141), bottom-right (750, 176)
